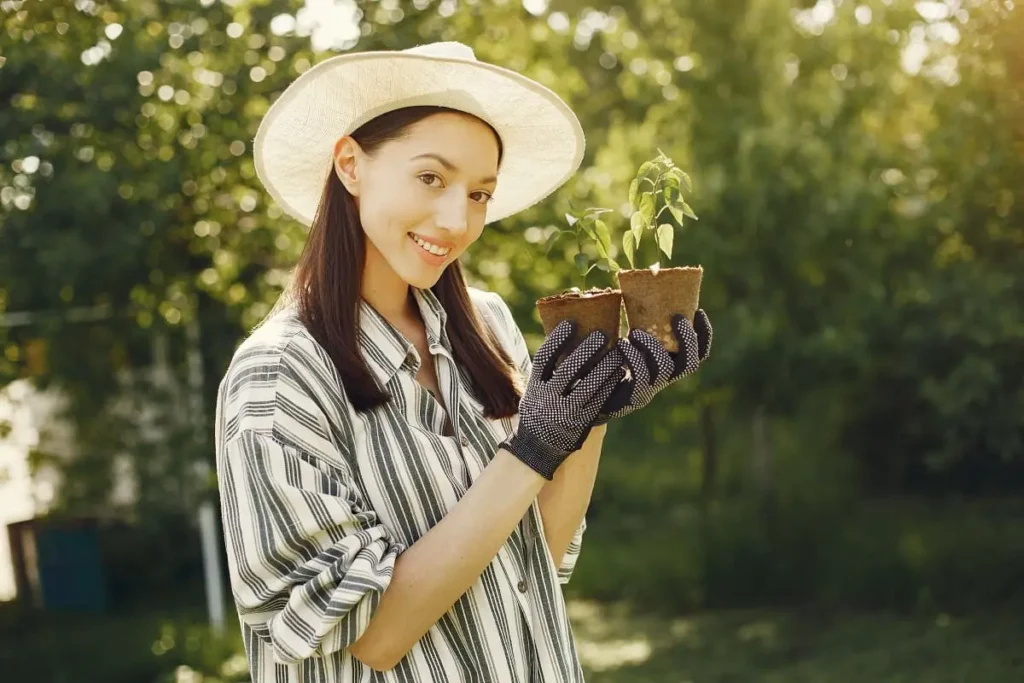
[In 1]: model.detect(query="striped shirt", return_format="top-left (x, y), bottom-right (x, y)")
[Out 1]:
top-left (214, 285), bottom-right (587, 682)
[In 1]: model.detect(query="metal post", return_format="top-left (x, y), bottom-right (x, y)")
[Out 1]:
top-left (185, 316), bottom-right (225, 635)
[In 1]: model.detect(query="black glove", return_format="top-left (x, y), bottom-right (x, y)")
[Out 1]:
top-left (570, 311), bottom-right (712, 453)
top-left (500, 320), bottom-right (625, 480)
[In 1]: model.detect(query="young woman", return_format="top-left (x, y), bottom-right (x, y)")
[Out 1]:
top-left (214, 42), bottom-right (712, 683)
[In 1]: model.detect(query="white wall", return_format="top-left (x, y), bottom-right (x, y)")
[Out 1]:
top-left (0, 380), bottom-right (67, 601)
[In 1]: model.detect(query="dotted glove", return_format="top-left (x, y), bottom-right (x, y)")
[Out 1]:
top-left (500, 320), bottom-right (625, 480)
top-left (593, 310), bottom-right (713, 427)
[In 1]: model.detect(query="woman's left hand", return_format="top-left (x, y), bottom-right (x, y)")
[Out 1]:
top-left (594, 309), bottom-right (713, 424)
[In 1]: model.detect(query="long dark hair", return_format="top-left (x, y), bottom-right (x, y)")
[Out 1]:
top-left (290, 106), bottom-right (522, 418)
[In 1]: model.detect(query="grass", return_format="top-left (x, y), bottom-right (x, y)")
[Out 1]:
top-left (569, 600), bottom-right (1024, 682)
top-left (2, 598), bottom-right (1022, 682)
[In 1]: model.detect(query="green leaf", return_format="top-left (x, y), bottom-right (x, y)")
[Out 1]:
top-left (657, 223), bottom-right (674, 259)
top-left (636, 160), bottom-right (655, 180)
top-left (668, 203), bottom-right (684, 225)
top-left (628, 178), bottom-right (639, 209)
top-left (580, 218), bottom-right (599, 242)
top-left (678, 170), bottom-right (693, 193)
top-left (564, 212), bottom-right (578, 226)
top-left (593, 258), bottom-right (621, 273)
top-left (681, 201), bottom-right (699, 220)
top-left (669, 167), bottom-right (692, 192)
top-left (595, 219), bottom-right (611, 256)
top-left (575, 253), bottom-right (590, 276)
top-left (543, 230), bottom-right (565, 255)
top-left (639, 193), bottom-right (656, 224)
top-left (622, 231), bottom-right (636, 269)
top-left (630, 211), bottom-right (645, 243)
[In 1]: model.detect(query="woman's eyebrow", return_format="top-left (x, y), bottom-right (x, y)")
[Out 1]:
top-left (410, 152), bottom-right (497, 184)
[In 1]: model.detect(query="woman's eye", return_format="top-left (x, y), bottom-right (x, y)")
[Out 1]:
top-left (419, 172), bottom-right (442, 187)
top-left (472, 192), bottom-right (494, 204)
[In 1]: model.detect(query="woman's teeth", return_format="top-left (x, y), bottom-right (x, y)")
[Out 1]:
top-left (410, 234), bottom-right (451, 256)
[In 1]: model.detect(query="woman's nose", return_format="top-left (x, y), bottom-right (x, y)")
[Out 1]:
top-left (435, 194), bottom-right (470, 236)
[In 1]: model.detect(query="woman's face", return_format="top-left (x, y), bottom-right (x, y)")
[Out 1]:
top-left (334, 113), bottom-right (500, 290)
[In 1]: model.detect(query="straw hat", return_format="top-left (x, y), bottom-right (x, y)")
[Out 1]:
top-left (252, 41), bottom-right (586, 227)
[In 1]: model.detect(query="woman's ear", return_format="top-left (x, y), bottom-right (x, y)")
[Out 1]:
top-left (333, 136), bottom-right (362, 197)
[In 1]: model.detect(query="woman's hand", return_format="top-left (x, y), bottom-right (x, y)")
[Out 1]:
top-left (500, 320), bottom-right (624, 480)
top-left (593, 309), bottom-right (713, 425)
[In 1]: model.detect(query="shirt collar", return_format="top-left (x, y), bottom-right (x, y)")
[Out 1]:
top-left (358, 287), bottom-right (449, 387)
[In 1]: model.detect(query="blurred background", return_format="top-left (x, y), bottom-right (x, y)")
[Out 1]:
top-left (2, 0), bottom-right (1023, 680)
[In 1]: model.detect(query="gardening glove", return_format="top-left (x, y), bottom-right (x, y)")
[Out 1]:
top-left (570, 310), bottom-right (712, 450)
top-left (500, 320), bottom-right (625, 480)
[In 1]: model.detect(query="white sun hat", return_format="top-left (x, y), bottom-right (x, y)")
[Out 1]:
top-left (252, 41), bottom-right (586, 227)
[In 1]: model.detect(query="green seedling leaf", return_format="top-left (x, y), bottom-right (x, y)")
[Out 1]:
top-left (580, 218), bottom-right (599, 243)
top-left (680, 201), bottom-right (698, 220)
top-left (622, 230), bottom-right (636, 269)
top-left (628, 178), bottom-right (639, 209)
top-left (657, 223), bottom-right (674, 259)
top-left (668, 203), bottom-right (684, 225)
top-left (630, 211), bottom-right (645, 244)
top-left (670, 167), bottom-right (692, 192)
top-left (595, 220), bottom-right (611, 257)
top-left (564, 212), bottom-right (578, 226)
top-left (544, 230), bottom-right (567, 255)
top-left (639, 193), bottom-right (656, 224)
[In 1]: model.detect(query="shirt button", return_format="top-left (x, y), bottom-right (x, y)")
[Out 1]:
top-left (517, 579), bottom-right (528, 593)
top-left (460, 436), bottom-right (469, 447)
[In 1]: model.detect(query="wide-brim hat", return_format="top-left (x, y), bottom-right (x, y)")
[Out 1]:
top-left (252, 41), bottom-right (586, 227)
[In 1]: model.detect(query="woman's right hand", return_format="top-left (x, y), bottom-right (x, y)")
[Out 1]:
top-left (499, 320), bottom-right (624, 480)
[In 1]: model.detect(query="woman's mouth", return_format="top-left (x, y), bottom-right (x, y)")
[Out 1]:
top-left (409, 233), bottom-right (452, 265)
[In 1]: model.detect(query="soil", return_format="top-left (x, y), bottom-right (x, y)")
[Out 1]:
top-left (536, 286), bottom-right (623, 350)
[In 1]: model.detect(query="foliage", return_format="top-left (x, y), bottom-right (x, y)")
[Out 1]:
top-left (621, 149), bottom-right (697, 269)
top-left (0, 0), bottom-right (1022, 517)
top-left (544, 149), bottom-right (698, 286)
top-left (543, 202), bottom-right (617, 289)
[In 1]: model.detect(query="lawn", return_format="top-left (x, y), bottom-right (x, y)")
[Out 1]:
top-left (569, 600), bottom-right (1024, 682)
top-left (2, 598), bottom-right (1022, 681)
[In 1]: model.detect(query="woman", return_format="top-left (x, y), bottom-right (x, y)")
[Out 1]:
top-left (214, 42), bottom-right (712, 682)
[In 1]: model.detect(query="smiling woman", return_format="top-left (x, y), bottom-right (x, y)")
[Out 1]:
top-left (212, 40), bottom-right (710, 683)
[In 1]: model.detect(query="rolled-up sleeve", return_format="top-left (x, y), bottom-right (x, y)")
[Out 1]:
top-left (556, 516), bottom-right (587, 585)
top-left (219, 429), bottom-right (404, 664)
top-left (478, 290), bottom-right (588, 584)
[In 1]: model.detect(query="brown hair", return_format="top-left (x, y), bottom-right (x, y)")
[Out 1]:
top-left (290, 106), bottom-right (522, 418)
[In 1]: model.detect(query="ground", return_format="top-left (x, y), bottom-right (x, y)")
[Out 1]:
top-left (570, 600), bottom-right (1024, 682)
top-left (2, 598), bottom-right (1022, 681)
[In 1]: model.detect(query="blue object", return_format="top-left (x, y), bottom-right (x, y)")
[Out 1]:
top-left (31, 520), bottom-right (108, 612)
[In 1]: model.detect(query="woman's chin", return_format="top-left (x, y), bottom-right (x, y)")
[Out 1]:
top-left (397, 263), bottom-right (447, 290)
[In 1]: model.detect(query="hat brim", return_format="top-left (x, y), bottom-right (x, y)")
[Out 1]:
top-left (253, 50), bottom-right (586, 227)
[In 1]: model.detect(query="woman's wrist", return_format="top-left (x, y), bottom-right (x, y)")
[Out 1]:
top-left (500, 426), bottom-right (567, 481)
